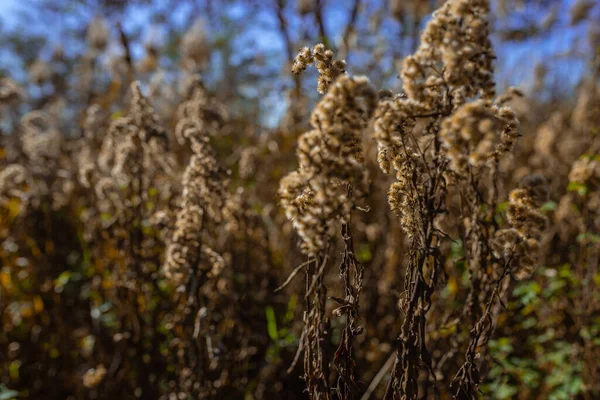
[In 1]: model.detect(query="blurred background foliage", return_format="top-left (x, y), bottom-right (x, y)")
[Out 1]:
top-left (0, 0), bottom-right (599, 399)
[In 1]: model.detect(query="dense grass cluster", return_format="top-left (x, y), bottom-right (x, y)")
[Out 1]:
top-left (0, 0), bottom-right (599, 399)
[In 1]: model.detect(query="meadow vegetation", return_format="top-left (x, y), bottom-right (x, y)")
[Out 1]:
top-left (0, 0), bottom-right (598, 399)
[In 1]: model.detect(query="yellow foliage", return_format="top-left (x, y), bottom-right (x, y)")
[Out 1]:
top-left (6, 198), bottom-right (22, 220)
top-left (21, 304), bottom-right (33, 318)
top-left (33, 295), bottom-right (44, 313)
top-left (0, 269), bottom-right (12, 292)
top-left (447, 275), bottom-right (459, 295)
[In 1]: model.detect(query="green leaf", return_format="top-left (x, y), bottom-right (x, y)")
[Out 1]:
top-left (489, 337), bottom-right (514, 353)
top-left (265, 306), bottom-right (278, 342)
top-left (495, 382), bottom-right (518, 399)
top-left (0, 384), bottom-right (18, 400)
top-left (496, 201), bottom-right (508, 213)
top-left (558, 264), bottom-right (574, 280)
top-left (8, 361), bottom-right (20, 380)
top-left (576, 232), bottom-right (600, 244)
top-left (451, 239), bottom-right (464, 260)
top-left (283, 294), bottom-right (297, 324)
top-left (54, 271), bottom-right (71, 291)
top-left (567, 182), bottom-right (588, 196)
top-left (357, 243), bottom-right (372, 263)
top-left (541, 201), bottom-right (557, 212)
top-left (513, 281), bottom-right (540, 305)
top-left (543, 279), bottom-right (567, 298)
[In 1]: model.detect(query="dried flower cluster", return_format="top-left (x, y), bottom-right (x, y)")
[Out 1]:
top-left (86, 16), bottom-right (110, 54)
top-left (292, 44), bottom-right (347, 94)
top-left (1, 0), bottom-right (598, 399)
top-left (21, 111), bottom-right (62, 164)
top-left (278, 71), bottom-right (376, 399)
top-left (493, 190), bottom-right (547, 280)
top-left (280, 74), bottom-right (376, 255)
top-left (0, 78), bottom-right (24, 104)
top-left (440, 98), bottom-right (519, 174)
top-left (0, 164), bottom-right (31, 211)
top-left (181, 19), bottom-right (211, 70)
top-left (368, 1), bottom-right (543, 398)
top-left (164, 80), bottom-right (228, 288)
top-left (402, 0), bottom-right (495, 108)
top-left (389, 0), bottom-right (431, 21)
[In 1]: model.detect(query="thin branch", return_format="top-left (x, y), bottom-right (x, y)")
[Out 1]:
top-left (361, 352), bottom-right (395, 400)
top-left (117, 22), bottom-right (134, 78)
top-left (274, 258), bottom-right (315, 292)
top-left (339, 0), bottom-right (361, 59)
top-left (314, 0), bottom-right (331, 48)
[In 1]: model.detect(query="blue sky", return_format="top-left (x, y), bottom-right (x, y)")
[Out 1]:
top-left (0, 0), bottom-right (596, 130)
top-left (0, 0), bottom-right (596, 97)
top-left (0, 0), bottom-right (18, 28)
